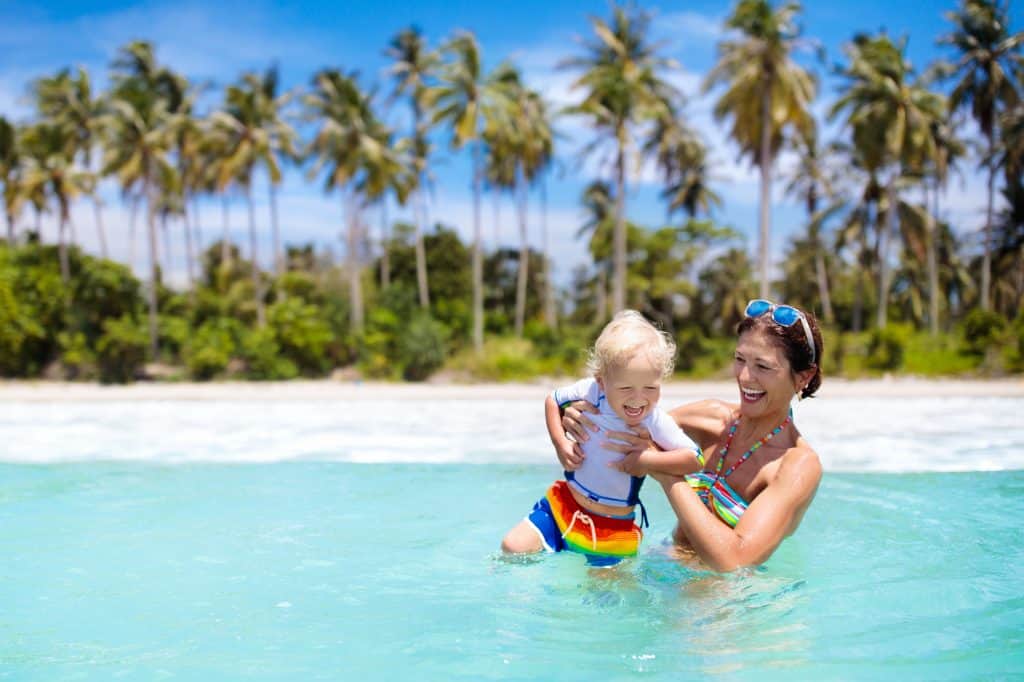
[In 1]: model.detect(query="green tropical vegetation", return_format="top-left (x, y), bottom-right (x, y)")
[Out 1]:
top-left (0, 0), bottom-right (1022, 384)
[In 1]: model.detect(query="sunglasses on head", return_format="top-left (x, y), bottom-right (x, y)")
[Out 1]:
top-left (744, 299), bottom-right (816, 365)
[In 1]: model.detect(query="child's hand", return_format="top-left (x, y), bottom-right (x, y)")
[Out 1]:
top-left (555, 439), bottom-right (584, 471)
top-left (611, 449), bottom-right (650, 477)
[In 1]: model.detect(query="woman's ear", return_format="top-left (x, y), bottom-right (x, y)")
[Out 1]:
top-left (794, 366), bottom-right (816, 394)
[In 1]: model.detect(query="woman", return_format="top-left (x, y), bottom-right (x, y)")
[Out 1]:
top-left (563, 300), bottom-right (823, 572)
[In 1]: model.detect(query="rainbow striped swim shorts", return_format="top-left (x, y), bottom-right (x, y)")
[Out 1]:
top-left (526, 480), bottom-right (642, 566)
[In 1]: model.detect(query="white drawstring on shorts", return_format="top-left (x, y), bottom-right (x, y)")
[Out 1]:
top-left (562, 510), bottom-right (597, 551)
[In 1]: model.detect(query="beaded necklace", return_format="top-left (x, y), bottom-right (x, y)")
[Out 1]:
top-left (713, 408), bottom-right (793, 483)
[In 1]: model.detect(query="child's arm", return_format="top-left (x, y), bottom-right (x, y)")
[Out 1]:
top-left (614, 446), bottom-right (703, 478)
top-left (545, 394), bottom-right (584, 471)
top-left (611, 408), bottom-right (704, 477)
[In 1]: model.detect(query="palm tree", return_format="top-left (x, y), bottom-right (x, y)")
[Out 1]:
top-left (563, 3), bottom-right (677, 314)
top-left (210, 67), bottom-right (297, 325)
top-left (698, 247), bottom-right (756, 335)
top-left (523, 90), bottom-right (557, 330)
top-left (783, 124), bottom-right (835, 322)
top-left (828, 140), bottom-right (881, 332)
top-left (304, 69), bottom-right (395, 334)
top-left (830, 33), bottom-right (944, 328)
top-left (386, 26), bottom-right (440, 310)
top-left (20, 123), bottom-right (91, 283)
top-left (577, 180), bottom-right (616, 320)
top-left (174, 100), bottom-right (204, 293)
top-left (0, 117), bottom-right (25, 243)
top-left (938, 0), bottom-right (1023, 310)
top-left (197, 114), bottom-right (242, 271)
top-left (704, 0), bottom-right (816, 299)
top-left (645, 109), bottom-right (721, 220)
top-left (360, 136), bottom-right (414, 294)
top-left (891, 209), bottom-right (972, 326)
top-left (433, 31), bottom-right (494, 351)
top-left (104, 41), bottom-right (180, 357)
top-left (482, 64), bottom-right (556, 336)
top-left (922, 112), bottom-right (966, 334)
top-left (32, 66), bottom-right (110, 259)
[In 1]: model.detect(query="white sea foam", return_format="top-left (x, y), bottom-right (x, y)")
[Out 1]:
top-left (1, 394), bottom-right (1021, 472)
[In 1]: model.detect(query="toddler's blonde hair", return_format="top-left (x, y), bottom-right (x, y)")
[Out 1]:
top-left (585, 310), bottom-right (676, 379)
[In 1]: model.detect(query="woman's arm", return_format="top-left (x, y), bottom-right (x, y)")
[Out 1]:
top-left (657, 446), bottom-right (822, 571)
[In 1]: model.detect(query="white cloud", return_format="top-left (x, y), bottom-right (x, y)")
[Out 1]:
top-left (655, 10), bottom-right (728, 46)
top-left (73, 2), bottom-right (329, 82)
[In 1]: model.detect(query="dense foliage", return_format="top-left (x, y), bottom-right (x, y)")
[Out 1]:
top-left (1, 229), bottom-right (1020, 383)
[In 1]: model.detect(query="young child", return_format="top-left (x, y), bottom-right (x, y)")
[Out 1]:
top-left (500, 310), bottom-right (702, 566)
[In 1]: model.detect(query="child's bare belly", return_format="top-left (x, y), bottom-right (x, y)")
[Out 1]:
top-left (567, 484), bottom-right (636, 518)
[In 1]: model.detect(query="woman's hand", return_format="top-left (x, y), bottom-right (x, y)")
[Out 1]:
top-left (561, 401), bottom-right (599, 442)
top-left (602, 427), bottom-right (652, 455)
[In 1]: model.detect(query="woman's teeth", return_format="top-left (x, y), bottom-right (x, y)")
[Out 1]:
top-left (741, 388), bottom-right (765, 401)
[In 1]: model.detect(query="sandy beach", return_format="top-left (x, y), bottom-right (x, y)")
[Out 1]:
top-left (1, 376), bottom-right (1022, 402)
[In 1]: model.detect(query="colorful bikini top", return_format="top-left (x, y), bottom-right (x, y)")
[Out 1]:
top-left (686, 409), bottom-right (793, 528)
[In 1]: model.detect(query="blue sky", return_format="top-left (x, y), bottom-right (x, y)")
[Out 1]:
top-left (2, 0), bottom-right (1020, 287)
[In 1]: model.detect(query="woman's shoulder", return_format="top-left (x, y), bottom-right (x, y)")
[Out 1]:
top-left (668, 399), bottom-right (738, 448)
top-left (669, 398), bottom-right (737, 424)
top-left (777, 437), bottom-right (823, 488)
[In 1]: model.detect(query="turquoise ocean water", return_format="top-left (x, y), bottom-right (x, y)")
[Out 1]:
top-left (1, 392), bottom-right (1022, 679)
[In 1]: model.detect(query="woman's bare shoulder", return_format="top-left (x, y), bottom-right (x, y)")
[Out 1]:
top-left (668, 399), bottom-right (738, 447)
top-left (778, 439), bottom-right (823, 490)
top-left (668, 398), bottom-right (737, 422)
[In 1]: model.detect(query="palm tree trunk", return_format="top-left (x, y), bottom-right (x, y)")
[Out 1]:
top-left (927, 181), bottom-right (940, 336)
top-left (613, 127), bottom-right (627, 314)
top-left (1016, 244), bottom-right (1024, 314)
top-left (92, 197), bottom-right (108, 259)
top-left (145, 181), bottom-right (159, 359)
top-left (58, 212), bottom-right (70, 284)
top-left (758, 84), bottom-right (773, 300)
top-left (981, 128), bottom-right (995, 311)
top-left (514, 171), bottom-right (529, 337)
top-left (161, 214), bottom-right (172, 282)
top-left (809, 193), bottom-right (832, 324)
top-left (183, 205), bottom-right (196, 293)
top-left (472, 141), bottom-right (484, 352)
top-left (5, 209), bottom-right (13, 244)
top-left (128, 195), bottom-right (139, 268)
top-left (877, 179), bottom-right (896, 329)
top-left (492, 189), bottom-right (501, 247)
top-left (853, 233), bottom-right (866, 333)
top-left (221, 194), bottom-right (231, 267)
top-left (414, 187), bottom-right (430, 309)
top-left (596, 268), bottom-right (608, 323)
top-left (379, 199), bottom-right (390, 290)
top-left (246, 184), bottom-right (265, 327)
top-left (192, 197), bottom-right (203, 249)
top-left (345, 189), bottom-right (364, 334)
top-left (814, 250), bottom-right (832, 325)
top-left (541, 177), bottom-right (555, 328)
top-left (270, 181), bottom-right (283, 277)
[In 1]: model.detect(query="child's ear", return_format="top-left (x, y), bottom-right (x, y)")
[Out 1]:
top-left (595, 375), bottom-right (605, 392)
